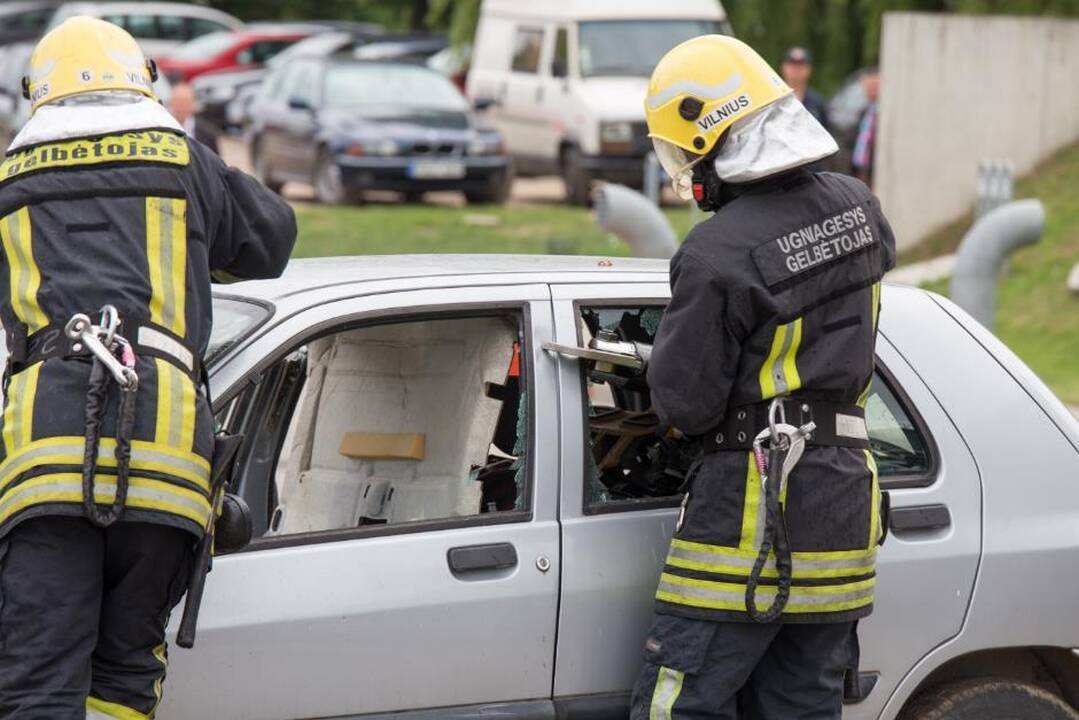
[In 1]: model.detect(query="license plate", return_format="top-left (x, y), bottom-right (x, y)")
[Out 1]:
top-left (408, 159), bottom-right (466, 179)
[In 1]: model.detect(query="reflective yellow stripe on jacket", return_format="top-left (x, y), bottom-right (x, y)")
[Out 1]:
top-left (656, 572), bottom-right (875, 614)
top-left (147, 196), bottom-right (197, 454)
top-left (0, 436), bottom-right (211, 495)
top-left (758, 318), bottom-right (802, 400)
top-left (0, 207), bottom-right (48, 332)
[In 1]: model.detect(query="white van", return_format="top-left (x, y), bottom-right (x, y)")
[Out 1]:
top-left (467, 0), bottom-right (731, 204)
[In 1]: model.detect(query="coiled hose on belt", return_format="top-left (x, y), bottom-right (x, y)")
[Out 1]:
top-left (81, 357), bottom-right (137, 527)
top-left (744, 443), bottom-right (794, 623)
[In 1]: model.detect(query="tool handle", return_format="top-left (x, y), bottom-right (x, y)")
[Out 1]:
top-left (175, 433), bottom-right (245, 649)
top-left (176, 532), bottom-right (213, 648)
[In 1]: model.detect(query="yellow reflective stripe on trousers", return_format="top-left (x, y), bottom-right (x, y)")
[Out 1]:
top-left (738, 451), bottom-right (765, 550)
top-left (866, 449), bottom-right (881, 547)
top-left (758, 318), bottom-right (802, 400)
top-left (657, 572), bottom-right (875, 614)
top-left (87, 695), bottom-right (151, 720)
top-left (0, 207), bottom-right (48, 332)
top-left (154, 359), bottom-right (195, 451)
top-left (0, 473), bottom-right (212, 527)
top-left (649, 666), bottom-right (684, 720)
top-left (146, 196), bottom-right (187, 336)
top-left (150, 642), bottom-right (168, 715)
top-left (0, 436), bottom-right (210, 494)
top-left (667, 538), bottom-right (877, 580)
top-left (2, 361), bottom-right (39, 455)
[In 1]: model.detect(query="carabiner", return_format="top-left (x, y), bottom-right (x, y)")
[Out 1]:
top-left (98, 305), bottom-right (120, 350)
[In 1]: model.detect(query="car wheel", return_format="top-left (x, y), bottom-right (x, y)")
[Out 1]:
top-left (561, 146), bottom-right (591, 207)
top-left (252, 138), bottom-right (283, 195)
top-left (899, 678), bottom-right (1079, 720)
top-left (465, 163), bottom-right (514, 206)
top-left (314, 149), bottom-right (360, 205)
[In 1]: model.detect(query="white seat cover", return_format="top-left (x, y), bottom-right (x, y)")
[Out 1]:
top-left (270, 317), bottom-right (515, 535)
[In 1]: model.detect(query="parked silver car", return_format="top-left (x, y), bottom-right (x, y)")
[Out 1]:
top-left (160, 255), bottom-right (1079, 720)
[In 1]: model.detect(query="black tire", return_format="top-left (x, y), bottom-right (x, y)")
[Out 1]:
top-left (465, 163), bottom-right (514, 205)
top-left (251, 138), bottom-right (283, 194)
top-left (313, 148), bottom-right (361, 205)
top-left (900, 678), bottom-right (1079, 720)
top-left (561, 146), bottom-right (591, 206)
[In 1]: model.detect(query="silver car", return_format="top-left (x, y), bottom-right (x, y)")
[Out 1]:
top-left (160, 255), bottom-right (1079, 720)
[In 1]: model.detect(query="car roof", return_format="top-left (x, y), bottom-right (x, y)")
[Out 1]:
top-left (480, 0), bottom-right (727, 22)
top-left (222, 254), bottom-right (669, 303)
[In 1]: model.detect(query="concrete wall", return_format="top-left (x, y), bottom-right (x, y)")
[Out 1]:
top-left (875, 12), bottom-right (1079, 249)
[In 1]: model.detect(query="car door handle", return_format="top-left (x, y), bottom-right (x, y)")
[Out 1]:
top-left (889, 504), bottom-right (951, 533)
top-left (447, 543), bottom-right (518, 574)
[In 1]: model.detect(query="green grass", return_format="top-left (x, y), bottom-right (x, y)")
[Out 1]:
top-left (912, 141), bottom-right (1079, 404)
top-left (293, 201), bottom-right (699, 258)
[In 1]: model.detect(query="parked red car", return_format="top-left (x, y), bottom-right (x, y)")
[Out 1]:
top-left (158, 28), bottom-right (315, 82)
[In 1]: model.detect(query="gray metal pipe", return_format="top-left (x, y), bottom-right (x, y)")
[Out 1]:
top-left (592, 183), bottom-right (678, 259)
top-left (949, 199), bottom-right (1044, 330)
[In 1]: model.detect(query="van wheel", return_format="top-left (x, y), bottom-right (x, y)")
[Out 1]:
top-left (252, 138), bottom-right (283, 194)
top-left (314, 149), bottom-right (361, 205)
top-left (561, 146), bottom-right (591, 206)
top-left (899, 678), bottom-right (1079, 720)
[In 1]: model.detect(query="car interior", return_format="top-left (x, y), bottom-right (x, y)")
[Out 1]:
top-left (578, 306), bottom-right (696, 506)
top-left (224, 313), bottom-right (528, 539)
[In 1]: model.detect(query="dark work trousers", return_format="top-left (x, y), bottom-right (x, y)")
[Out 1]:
top-left (0, 516), bottom-right (193, 719)
top-left (630, 613), bottom-right (856, 720)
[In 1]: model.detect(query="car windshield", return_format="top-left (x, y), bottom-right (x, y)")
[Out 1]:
top-left (578, 19), bottom-right (725, 78)
top-left (323, 62), bottom-right (467, 114)
top-left (207, 296), bottom-right (271, 364)
top-left (170, 31), bottom-right (237, 60)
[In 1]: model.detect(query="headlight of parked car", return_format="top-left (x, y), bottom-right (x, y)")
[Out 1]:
top-left (345, 140), bottom-right (401, 157)
top-left (467, 135), bottom-right (504, 156)
top-left (600, 121), bottom-right (634, 154)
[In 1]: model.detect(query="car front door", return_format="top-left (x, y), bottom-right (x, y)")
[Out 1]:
top-left (547, 283), bottom-right (981, 719)
top-left (275, 59), bottom-right (321, 181)
top-left (160, 284), bottom-right (560, 720)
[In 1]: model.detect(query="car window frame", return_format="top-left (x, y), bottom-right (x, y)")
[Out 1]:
top-left (572, 299), bottom-right (941, 516)
top-left (217, 301), bottom-right (539, 553)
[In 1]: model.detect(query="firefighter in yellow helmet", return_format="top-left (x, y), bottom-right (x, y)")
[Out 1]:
top-left (631, 36), bottom-right (896, 719)
top-left (0, 17), bottom-right (295, 718)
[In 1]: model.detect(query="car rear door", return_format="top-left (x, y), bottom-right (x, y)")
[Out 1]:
top-left (160, 284), bottom-right (560, 720)
top-left (547, 282), bottom-right (981, 720)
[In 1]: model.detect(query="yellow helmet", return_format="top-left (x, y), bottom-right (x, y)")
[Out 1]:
top-left (644, 35), bottom-right (791, 198)
top-left (22, 16), bottom-right (158, 113)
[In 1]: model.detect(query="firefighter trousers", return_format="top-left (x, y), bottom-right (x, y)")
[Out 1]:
top-left (0, 515), bottom-right (193, 719)
top-left (631, 613), bottom-right (856, 720)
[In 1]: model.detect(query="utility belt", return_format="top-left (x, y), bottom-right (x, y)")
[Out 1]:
top-left (6, 316), bottom-right (199, 382)
top-left (701, 398), bottom-right (870, 452)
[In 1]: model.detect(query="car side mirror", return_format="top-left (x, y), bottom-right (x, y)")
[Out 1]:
top-left (287, 96), bottom-right (312, 112)
top-left (552, 58), bottom-right (567, 79)
top-left (473, 96), bottom-right (497, 112)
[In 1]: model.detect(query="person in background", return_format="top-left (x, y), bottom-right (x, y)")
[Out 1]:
top-left (170, 81), bottom-right (219, 154)
top-left (781, 46), bottom-right (829, 131)
top-left (852, 66), bottom-right (880, 186)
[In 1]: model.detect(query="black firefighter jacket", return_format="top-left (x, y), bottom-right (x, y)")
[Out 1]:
top-left (648, 169), bottom-right (897, 623)
top-left (0, 126), bottom-right (295, 540)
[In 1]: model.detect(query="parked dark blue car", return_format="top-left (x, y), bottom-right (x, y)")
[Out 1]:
top-left (247, 56), bottom-right (511, 204)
